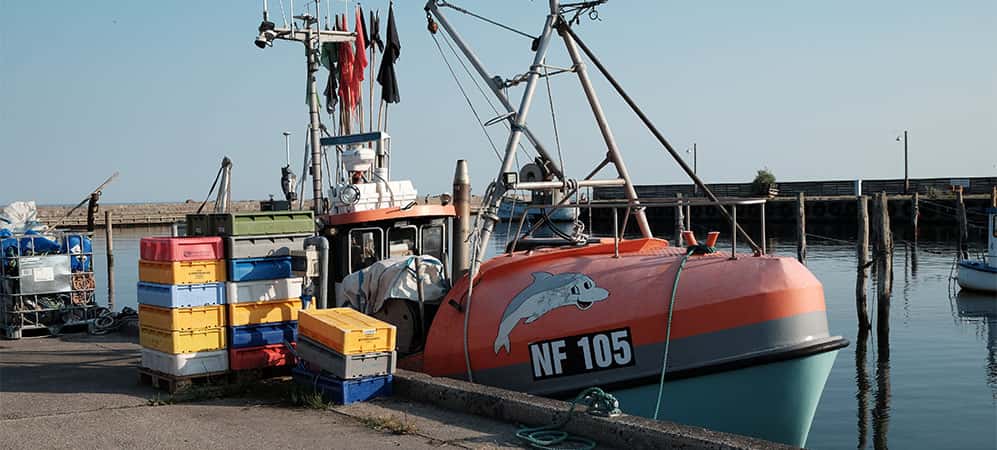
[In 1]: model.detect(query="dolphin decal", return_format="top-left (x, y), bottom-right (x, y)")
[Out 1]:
top-left (493, 271), bottom-right (609, 354)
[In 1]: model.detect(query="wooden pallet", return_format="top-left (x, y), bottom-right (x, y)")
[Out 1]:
top-left (138, 367), bottom-right (229, 394)
top-left (228, 365), bottom-right (293, 384)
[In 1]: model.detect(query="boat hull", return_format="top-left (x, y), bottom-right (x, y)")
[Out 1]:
top-left (610, 349), bottom-right (839, 447)
top-left (957, 261), bottom-right (997, 293)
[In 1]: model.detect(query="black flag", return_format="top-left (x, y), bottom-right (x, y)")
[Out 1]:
top-left (376, 3), bottom-right (400, 104)
top-left (369, 10), bottom-right (383, 52)
top-left (321, 42), bottom-right (339, 114)
top-left (359, 5), bottom-right (370, 49)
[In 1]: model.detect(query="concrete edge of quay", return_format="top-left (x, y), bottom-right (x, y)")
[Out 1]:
top-left (392, 369), bottom-right (797, 450)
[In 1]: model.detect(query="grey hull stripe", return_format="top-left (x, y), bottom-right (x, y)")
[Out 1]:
top-left (465, 311), bottom-right (836, 395)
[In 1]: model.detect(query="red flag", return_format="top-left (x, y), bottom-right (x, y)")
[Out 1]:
top-left (337, 14), bottom-right (354, 111)
top-left (353, 5), bottom-right (368, 102)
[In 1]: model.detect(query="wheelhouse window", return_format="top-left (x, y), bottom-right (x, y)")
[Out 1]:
top-left (421, 224), bottom-right (445, 261)
top-left (388, 225), bottom-right (418, 258)
top-left (349, 228), bottom-right (383, 273)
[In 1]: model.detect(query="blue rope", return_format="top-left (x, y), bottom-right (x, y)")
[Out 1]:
top-left (653, 244), bottom-right (715, 420)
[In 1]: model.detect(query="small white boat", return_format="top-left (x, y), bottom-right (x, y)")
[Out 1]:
top-left (957, 206), bottom-right (997, 294)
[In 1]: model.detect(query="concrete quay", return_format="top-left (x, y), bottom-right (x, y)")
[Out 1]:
top-left (0, 332), bottom-right (790, 449)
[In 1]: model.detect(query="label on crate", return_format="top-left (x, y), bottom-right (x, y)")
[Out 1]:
top-left (33, 267), bottom-right (55, 282)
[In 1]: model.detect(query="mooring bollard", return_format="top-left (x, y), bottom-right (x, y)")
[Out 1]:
top-left (856, 195), bottom-right (871, 332)
top-left (104, 210), bottom-right (115, 312)
top-left (796, 192), bottom-right (807, 264)
top-left (956, 188), bottom-right (968, 260)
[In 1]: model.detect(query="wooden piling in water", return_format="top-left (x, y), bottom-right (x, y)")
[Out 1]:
top-left (104, 210), bottom-right (115, 311)
top-left (911, 192), bottom-right (919, 239)
top-left (796, 192), bottom-right (806, 264)
top-left (956, 188), bottom-right (968, 260)
top-left (856, 195), bottom-right (871, 332)
top-left (674, 193), bottom-right (685, 245)
top-left (874, 192), bottom-right (892, 340)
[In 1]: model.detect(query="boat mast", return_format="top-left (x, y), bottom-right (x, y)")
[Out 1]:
top-left (425, 2), bottom-right (565, 181)
top-left (557, 19), bottom-right (651, 238)
top-left (254, 0), bottom-right (355, 215)
top-left (427, 0), bottom-right (653, 277)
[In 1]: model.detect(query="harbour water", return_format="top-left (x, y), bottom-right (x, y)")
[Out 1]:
top-left (91, 226), bottom-right (996, 449)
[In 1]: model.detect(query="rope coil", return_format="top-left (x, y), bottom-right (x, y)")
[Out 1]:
top-left (515, 387), bottom-right (621, 450)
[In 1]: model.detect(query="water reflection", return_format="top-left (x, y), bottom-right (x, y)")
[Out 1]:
top-left (872, 347), bottom-right (891, 450)
top-left (955, 290), bottom-right (997, 399)
top-left (855, 330), bottom-right (870, 449)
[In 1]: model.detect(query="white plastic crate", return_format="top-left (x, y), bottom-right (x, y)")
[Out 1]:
top-left (226, 277), bottom-right (303, 304)
top-left (140, 348), bottom-right (228, 377)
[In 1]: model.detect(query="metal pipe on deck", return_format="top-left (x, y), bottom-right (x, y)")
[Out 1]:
top-left (452, 160), bottom-right (471, 280)
top-left (509, 178), bottom-right (625, 190)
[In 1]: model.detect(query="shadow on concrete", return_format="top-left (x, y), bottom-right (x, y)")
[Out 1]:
top-left (0, 331), bottom-right (149, 396)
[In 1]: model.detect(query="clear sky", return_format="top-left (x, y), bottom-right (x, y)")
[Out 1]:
top-left (2, 1), bottom-right (994, 205)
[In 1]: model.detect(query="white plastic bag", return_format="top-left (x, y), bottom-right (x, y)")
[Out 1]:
top-left (0, 201), bottom-right (48, 234)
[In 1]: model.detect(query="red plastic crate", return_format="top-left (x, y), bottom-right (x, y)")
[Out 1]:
top-left (229, 343), bottom-right (296, 370)
top-left (140, 237), bottom-right (224, 262)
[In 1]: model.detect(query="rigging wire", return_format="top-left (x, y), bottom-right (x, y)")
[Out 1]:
top-left (430, 33), bottom-right (503, 162)
top-left (435, 0), bottom-right (538, 40)
top-left (542, 60), bottom-right (566, 183)
top-left (278, 0), bottom-right (288, 27)
top-left (438, 29), bottom-right (538, 163)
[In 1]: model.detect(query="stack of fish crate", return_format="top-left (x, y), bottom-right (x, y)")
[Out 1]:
top-left (294, 307), bottom-right (396, 404)
top-left (187, 211), bottom-right (314, 377)
top-left (1, 231), bottom-right (99, 339)
top-left (137, 237), bottom-right (228, 390)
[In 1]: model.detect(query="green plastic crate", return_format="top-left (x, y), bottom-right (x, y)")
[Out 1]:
top-left (185, 214), bottom-right (213, 237)
top-left (209, 211), bottom-right (314, 236)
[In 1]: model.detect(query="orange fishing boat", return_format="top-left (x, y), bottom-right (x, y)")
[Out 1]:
top-left (254, 1), bottom-right (847, 445)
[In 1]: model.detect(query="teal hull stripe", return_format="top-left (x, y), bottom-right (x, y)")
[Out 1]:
top-left (610, 350), bottom-right (839, 447)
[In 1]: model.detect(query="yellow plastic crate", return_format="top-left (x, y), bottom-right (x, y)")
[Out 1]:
top-left (298, 308), bottom-right (396, 355)
top-left (138, 304), bottom-right (226, 331)
top-left (140, 326), bottom-right (226, 354)
top-left (138, 259), bottom-right (226, 285)
top-left (227, 298), bottom-right (302, 326)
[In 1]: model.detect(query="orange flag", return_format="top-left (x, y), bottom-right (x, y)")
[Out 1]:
top-left (353, 5), bottom-right (368, 101)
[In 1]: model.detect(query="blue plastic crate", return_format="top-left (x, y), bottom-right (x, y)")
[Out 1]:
top-left (227, 256), bottom-right (292, 282)
top-left (292, 365), bottom-right (392, 405)
top-left (229, 321), bottom-right (297, 349)
top-left (137, 282), bottom-right (226, 308)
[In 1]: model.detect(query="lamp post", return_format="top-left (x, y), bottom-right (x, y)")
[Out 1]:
top-left (686, 143), bottom-right (697, 195)
top-left (896, 131), bottom-right (909, 194)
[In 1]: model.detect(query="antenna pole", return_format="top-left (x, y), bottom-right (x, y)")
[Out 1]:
top-left (263, 0), bottom-right (269, 21)
top-left (283, 131), bottom-right (292, 165)
top-left (305, 18), bottom-right (325, 215)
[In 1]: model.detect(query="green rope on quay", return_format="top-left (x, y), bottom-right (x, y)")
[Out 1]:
top-left (515, 387), bottom-right (622, 450)
top-left (653, 244), bottom-right (715, 420)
